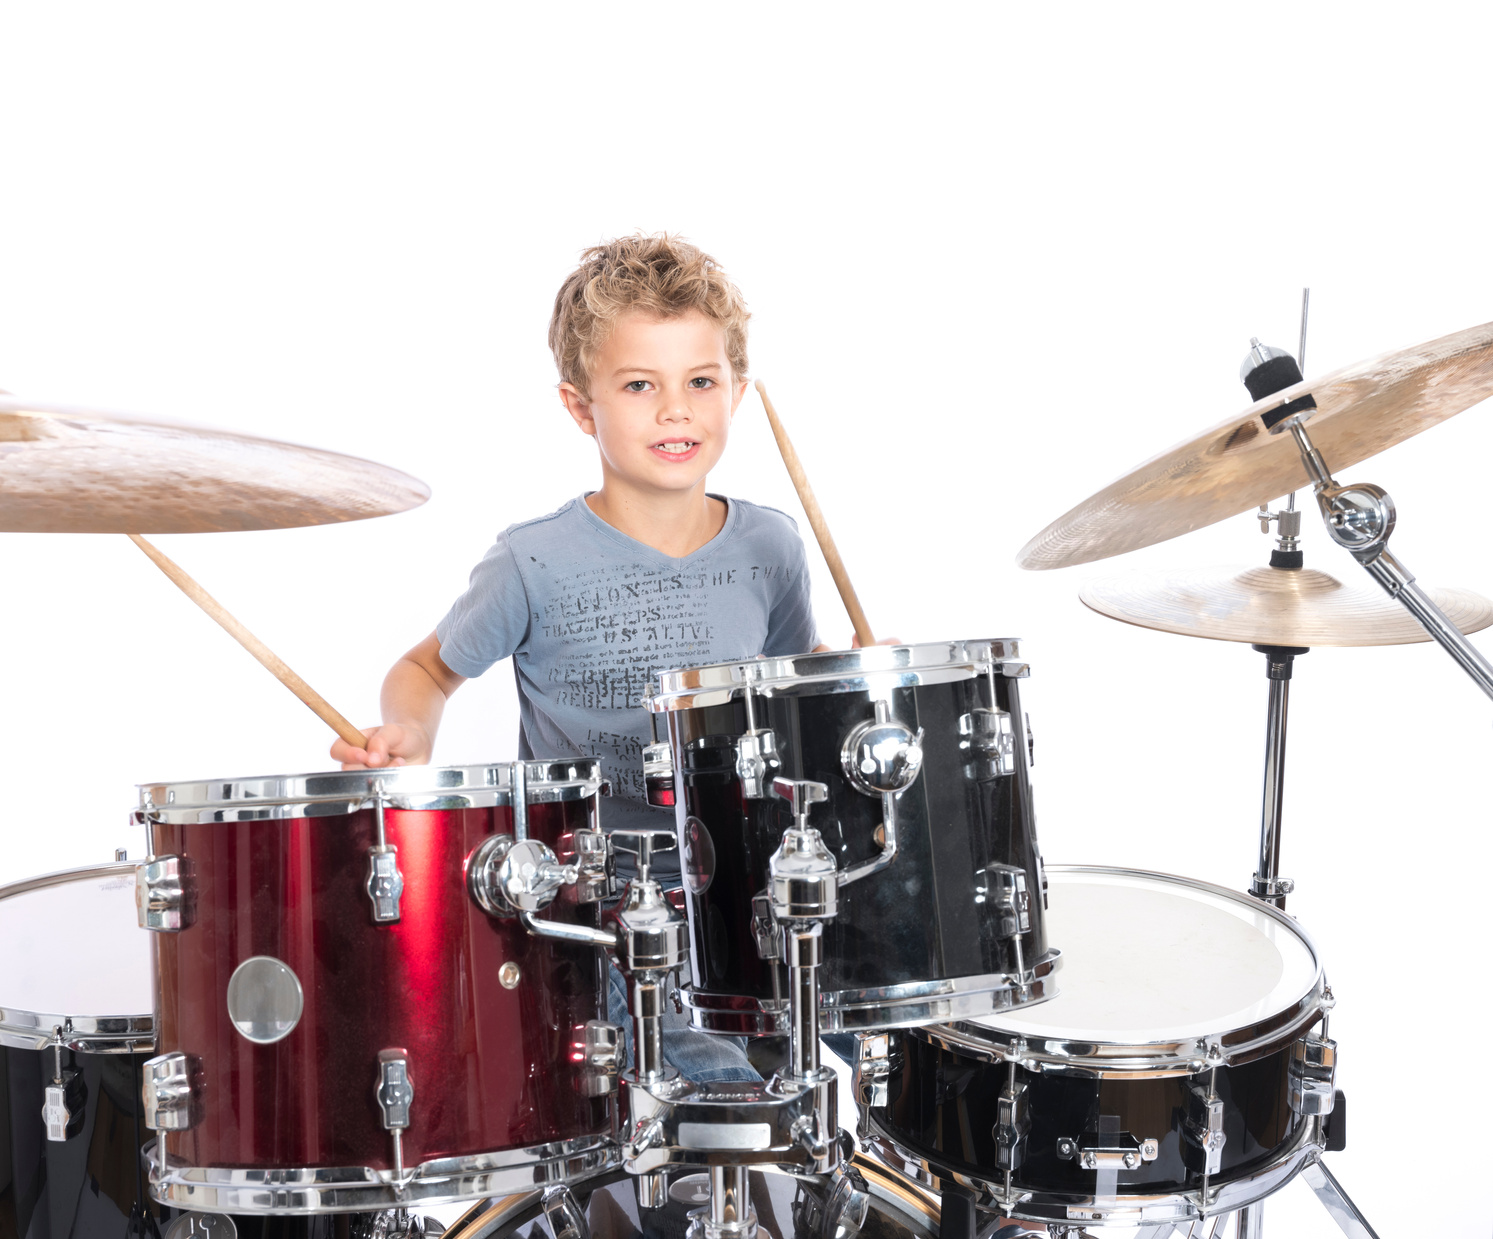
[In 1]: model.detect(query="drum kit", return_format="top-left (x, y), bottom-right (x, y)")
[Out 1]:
top-left (3, 297), bottom-right (1492, 1239)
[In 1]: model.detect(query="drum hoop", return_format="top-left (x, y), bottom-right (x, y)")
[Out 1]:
top-left (912, 864), bottom-right (1326, 1073)
top-left (0, 862), bottom-right (155, 1051)
top-left (136, 760), bottom-right (606, 823)
top-left (683, 950), bottom-right (1062, 1034)
top-left (146, 1132), bottom-right (620, 1214)
top-left (861, 1116), bottom-right (1324, 1224)
top-left (648, 639), bottom-right (1023, 711)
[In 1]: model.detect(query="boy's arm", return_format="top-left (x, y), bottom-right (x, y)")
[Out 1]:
top-left (330, 630), bottom-right (467, 769)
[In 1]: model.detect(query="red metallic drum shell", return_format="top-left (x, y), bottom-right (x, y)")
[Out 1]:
top-left (148, 801), bottom-right (612, 1172)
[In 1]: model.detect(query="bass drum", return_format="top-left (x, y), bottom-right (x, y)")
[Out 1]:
top-left (443, 1158), bottom-right (941, 1239)
top-left (864, 866), bottom-right (1338, 1228)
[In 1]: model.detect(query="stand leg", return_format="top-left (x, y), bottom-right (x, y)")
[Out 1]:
top-left (1300, 1161), bottom-right (1381, 1239)
top-left (1234, 1201), bottom-right (1263, 1239)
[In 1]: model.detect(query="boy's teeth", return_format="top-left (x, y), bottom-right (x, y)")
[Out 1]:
top-left (657, 442), bottom-right (694, 453)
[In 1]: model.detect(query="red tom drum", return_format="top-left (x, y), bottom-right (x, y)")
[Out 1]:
top-left (134, 762), bottom-right (620, 1215)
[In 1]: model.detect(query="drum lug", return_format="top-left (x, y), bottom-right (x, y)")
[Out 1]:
top-left (578, 1020), bottom-right (622, 1097)
top-left (541, 1183), bottom-right (591, 1239)
top-left (375, 1049), bottom-right (414, 1185)
top-left (42, 1033), bottom-right (87, 1142)
top-left (959, 708), bottom-right (1016, 777)
top-left (644, 742), bottom-right (677, 807)
top-left (365, 793), bottom-right (404, 924)
top-left (993, 1076), bottom-right (1030, 1173)
top-left (1288, 1032), bottom-right (1338, 1116)
top-left (142, 1051), bottom-right (204, 1132)
top-left (976, 864), bottom-right (1032, 939)
top-left (136, 854), bottom-right (196, 932)
top-left (735, 729), bottom-right (780, 799)
top-left (1183, 1083), bottom-right (1228, 1175)
top-left (851, 1033), bottom-right (896, 1114)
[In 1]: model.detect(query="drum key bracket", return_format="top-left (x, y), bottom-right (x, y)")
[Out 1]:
top-left (1056, 1128), bottom-right (1159, 1172)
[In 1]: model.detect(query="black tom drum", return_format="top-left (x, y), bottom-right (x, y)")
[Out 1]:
top-left (647, 640), bottom-right (1059, 1033)
top-left (862, 866), bottom-right (1339, 1227)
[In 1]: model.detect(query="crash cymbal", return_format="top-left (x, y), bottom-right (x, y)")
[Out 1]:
top-left (1019, 321), bottom-right (1493, 570)
top-left (0, 395), bottom-right (428, 533)
top-left (1081, 563), bottom-right (1493, 647)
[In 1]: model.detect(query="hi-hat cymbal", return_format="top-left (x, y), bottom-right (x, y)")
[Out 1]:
top-left (1081, 563), bottom-right (1493, 647)
top-left (0, 396), bottom-right (429, 533)
top-left (1019, 321), bottom-right (1493, 570)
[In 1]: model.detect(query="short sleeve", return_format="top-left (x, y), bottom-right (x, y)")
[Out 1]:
top-left (761, 526), bottom-right (820, 656)
top-left (435, 532), bottom-right (532, 678)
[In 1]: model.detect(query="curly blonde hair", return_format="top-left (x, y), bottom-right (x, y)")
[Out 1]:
top-left (549, 233), bottom-right (750, 397)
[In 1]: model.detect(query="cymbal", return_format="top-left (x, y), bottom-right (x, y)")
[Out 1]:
top-left (0, 396), bottom-right (429, 533)
top-left (1019, 321), bottom-right (1493, 570)
top-left (1080, 563), bottom-right (1493, 647)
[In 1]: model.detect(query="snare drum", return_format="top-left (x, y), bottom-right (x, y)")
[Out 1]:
top-left (0, 862), bottom-right (168, 1237)
top-left (648, 641), bottom-right (1058, 1033)
top-left (862, 866), bottom-right (1338, 1227)
top-left (135, 762), bottom-right (621, 1215)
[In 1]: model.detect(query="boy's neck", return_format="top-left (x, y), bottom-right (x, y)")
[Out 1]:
top-left (585, 477), bottom-right (727, 559)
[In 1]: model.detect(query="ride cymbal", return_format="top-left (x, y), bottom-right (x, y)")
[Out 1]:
top-left (0, 395), bottom-right (428, 533)
top-left (1080, 563), bottom-right (1493, 647)
top-left (1019, 321), bottom-right (1493, 570)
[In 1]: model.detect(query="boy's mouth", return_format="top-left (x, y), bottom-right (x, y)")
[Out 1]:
top-left (651, 439), bottom-right (700, 460)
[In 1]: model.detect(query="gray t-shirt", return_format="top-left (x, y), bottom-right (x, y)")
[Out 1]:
top-left (436, 494), bottom-right (820, 860)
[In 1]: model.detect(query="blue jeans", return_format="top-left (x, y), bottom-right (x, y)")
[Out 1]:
top-left (607, 964), bottom-right (760, 1084)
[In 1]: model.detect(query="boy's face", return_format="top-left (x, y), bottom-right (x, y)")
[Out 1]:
top-left (559, 310), bottom-right (748, 497)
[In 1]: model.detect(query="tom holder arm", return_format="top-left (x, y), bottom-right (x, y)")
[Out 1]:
top-left (1277, 412), bottom-right (1493, 702)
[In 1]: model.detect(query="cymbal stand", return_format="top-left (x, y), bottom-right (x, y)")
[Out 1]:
top-left (1274, 413), bottom-right (1493, 700)
top-left (1249, 641), bottom-right (1307, 909)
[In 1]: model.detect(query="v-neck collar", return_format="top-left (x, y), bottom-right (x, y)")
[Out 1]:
top-left (575, 493), bottom-right (739, 568)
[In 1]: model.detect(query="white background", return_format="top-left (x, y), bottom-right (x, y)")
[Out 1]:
top-left (2, 5), bottom-right (1489, 1235)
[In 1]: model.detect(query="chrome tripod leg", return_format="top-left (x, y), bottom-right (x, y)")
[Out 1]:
top-left (1233, 1201), bottom-right (1263, 1239)
top-left (1300, 1161), bottom-right (1382, 1239)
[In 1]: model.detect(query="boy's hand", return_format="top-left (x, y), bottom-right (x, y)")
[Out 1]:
top-left (851, 634), bottom-right (902, 648)
top-left (331, 724), bottom-right (431, 770)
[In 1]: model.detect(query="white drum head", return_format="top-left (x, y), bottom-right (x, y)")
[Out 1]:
top-left (979, 867), bottom-right (1320, 1046)
top-left (0, 866), bottom-right (153, 1036)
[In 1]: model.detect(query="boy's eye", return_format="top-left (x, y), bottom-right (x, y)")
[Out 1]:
top-left (624, 380), bottom-right (650, 392)
top-left (688, 377), bottom-right (715, 389)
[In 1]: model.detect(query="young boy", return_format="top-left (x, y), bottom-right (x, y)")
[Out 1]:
top-left (332, 234), bottom-right (822, 1083)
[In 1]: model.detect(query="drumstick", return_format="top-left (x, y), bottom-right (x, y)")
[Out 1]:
top-left (755, 380), bottom-right (876, 647)
top-left (127, 534), bottom-right (369, 749)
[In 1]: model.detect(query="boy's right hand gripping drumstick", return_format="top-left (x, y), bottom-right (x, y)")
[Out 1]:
top-left (128, 534), bottom-right (370, 749)
top-left (755, 380), bottom-right (875, 648)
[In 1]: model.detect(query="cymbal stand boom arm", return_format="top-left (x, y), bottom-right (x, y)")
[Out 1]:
top-left (1280, 416), bottom-right (1493, 701)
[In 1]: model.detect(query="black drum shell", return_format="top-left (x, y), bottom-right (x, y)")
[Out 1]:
top-left (0, 1044), bottom-right (170, 1238)
top-left (666, 670), bottom-right (1048, 1006)
top-left (874, 1028), bottom-right (1302, 1197)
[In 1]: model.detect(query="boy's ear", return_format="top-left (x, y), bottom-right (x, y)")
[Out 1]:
top-left (729, 377), bottom-right (750, 416)
top-left (558, 382), bottom-right (596, 436)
